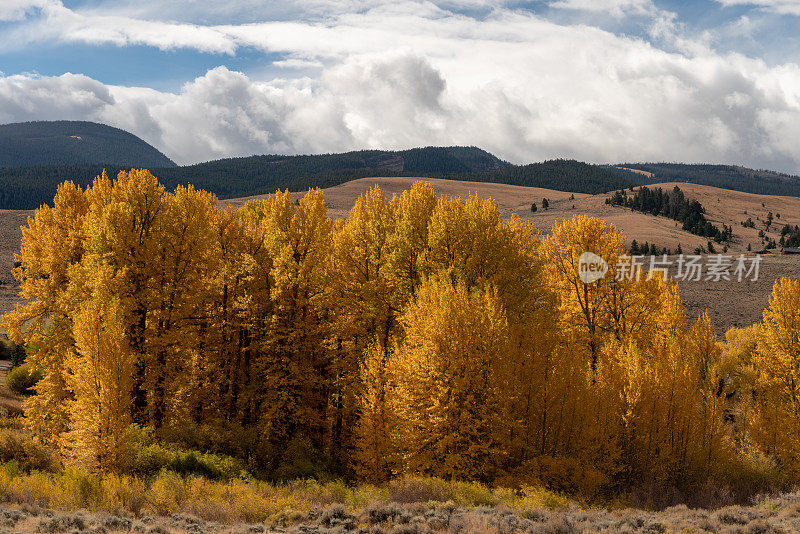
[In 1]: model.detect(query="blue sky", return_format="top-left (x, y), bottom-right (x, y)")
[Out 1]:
top-left (1, 0), bottom-right (799, 172)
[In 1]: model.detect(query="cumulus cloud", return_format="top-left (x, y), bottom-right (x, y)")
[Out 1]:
top-left (0, 73), bottom-right (115, 123)
top-left (1, 0), bottom-right (800, 173)
top-left (3, 43), bottom-right (800, 173)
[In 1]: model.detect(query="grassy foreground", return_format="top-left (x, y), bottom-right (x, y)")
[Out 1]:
top-left (0, 400), bottom-right (793, 533)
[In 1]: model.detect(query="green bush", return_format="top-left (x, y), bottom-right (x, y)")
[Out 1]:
top-left (5, 363), bottom-right (42, 395)
top-left (272, 436), bottom-right (329, 481)
top-left (127, 426), bottom-right (248, 480)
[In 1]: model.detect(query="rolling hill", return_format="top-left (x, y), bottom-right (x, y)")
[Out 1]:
top-left (0, 121), bottom-right (176, 168)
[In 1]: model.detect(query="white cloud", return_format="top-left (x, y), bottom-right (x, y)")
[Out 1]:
top-left (0, 73), bottom-right (115, 122)
top-left (273, 58), bottom-right (325, 69)
top-left (1, 1), bottom-right (800, 173)
top-left (30, 3), bottom-right (240, 54)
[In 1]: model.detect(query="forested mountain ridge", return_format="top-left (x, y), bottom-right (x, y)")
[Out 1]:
top-left (0, 121), bottom-right (176, 168)
top-left (1, 121), bottom-right (800, 209)
top-left (0, 147), bottom-right (638, 209)
top-left (615, 162), bottom-right (800, 197)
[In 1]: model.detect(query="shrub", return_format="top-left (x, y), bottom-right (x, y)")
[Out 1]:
top-left (127, 425), bottom-right (248, 480)
top-left (0, 428), bottom-right (59, 472)
top-left (508, 486), bottom-right (571, 516)
top-left (449, 480), bottom-right (497, 507)
top-left (36, 513), bottom-right (88, 533)
top-left (272, 436), bottom-right (329, 481)
top-left (307, 479), bottom-right (349, 505)
top-left (5, 363), bottom-right (42, 395)
top-left (365, 502), bottom-right (403, 524)
top-left (167, 449), bottom-right (247, 480)
top-left (508, 456), bottom-right (608, 499)
top-left (99, 474), bottom-right (146, 515)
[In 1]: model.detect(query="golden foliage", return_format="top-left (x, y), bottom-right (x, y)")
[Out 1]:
top-left (5, 171), bottom-right (800, 501)
top-left (392, 276), bottom-right (510, 481)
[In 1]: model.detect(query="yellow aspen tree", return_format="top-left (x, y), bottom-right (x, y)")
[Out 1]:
top-left (144, 184), bottom-right (219, 429)
top-left (63, 285), bottom-right (134, 472)
top-left (540, 215), bottom-right (626, 371)
top-left (723, 325), bottom-right (760, 454)
top-left (78, 170), bottom-right (219, 431)
top-left (424, 192), bottom-right (559, 471)
top-left (208, 205), bottom-right (274, 426)
top-left (426, 194), bottom-right (507, 290)
top-left (352, 340), bottom-right (400, 482)
top-left (752, 278), bottom-right (800, 474)
top-left (328, 185), bottom-right (395, 470)
top-left (2, 180), bottom-right (89, 438)
top-left (494, 216), bottom-right (560, 465)
top-left (598, 304), bottom-right (731, 492)
top-left (687, 312), bottom-right (722, 384)
top-left (392, 275), bottom-right (510, 481)
top-left (757, 277), bottom-right (800, 409)
top-left (350, 184), bottom-right (440, 480)
top-left (82, 169), bottom-right (167, 424)
top-left (386, 181), bottom-right (437, 303)
top-left (331, 185), bottom-right (395, 352)
top-left (243, 189), bottom-right (332, 465)
top-left (541, 215), bottom-right (667, 370)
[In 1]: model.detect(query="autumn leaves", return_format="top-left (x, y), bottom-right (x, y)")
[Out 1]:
top-left (4, 169), bottom-right (800, 500)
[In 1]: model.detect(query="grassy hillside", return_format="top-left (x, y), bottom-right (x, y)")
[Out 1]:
top-left (0, 121), bottom-right (176, 168)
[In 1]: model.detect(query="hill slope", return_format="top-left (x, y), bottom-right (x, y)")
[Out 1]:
top-left (0, 121), bottom-right (176, 168)
top-left (3, 122), bottom-right (800, 210)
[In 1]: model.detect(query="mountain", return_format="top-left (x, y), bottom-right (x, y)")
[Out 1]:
top-left (154, 146), bottom-right (513, 198)
top-left (0, 121), bottom-right (176, 168)
top-left (613, 163), bottom-right (800, 197)
top-left (4, 123), bottom-right (800, 211)
top-left (0, 149), bottom-right (638, 209)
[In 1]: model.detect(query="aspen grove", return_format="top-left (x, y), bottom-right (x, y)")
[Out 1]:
top-left (6, 169), bottom-right (800, 503)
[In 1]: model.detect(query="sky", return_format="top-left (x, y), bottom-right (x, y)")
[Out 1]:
top-left (1, 0), bottom-right (799, 172)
